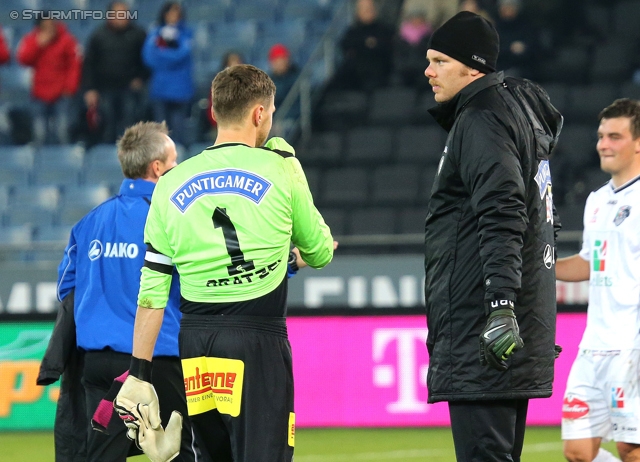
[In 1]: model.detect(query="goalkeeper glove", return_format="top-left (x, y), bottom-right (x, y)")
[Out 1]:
top-left (479, 301), bottom-right (524, 371)
top-left (114, 358), bottom-right (161, 431)
top-left (126, 403), bottom-right (183, 462)
top-left (264, 137), bottom-right (295, 155)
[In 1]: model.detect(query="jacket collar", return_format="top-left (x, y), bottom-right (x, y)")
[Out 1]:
top-left (428, 71), bottom-right (504, 132)
top-left (119, 178), bottom-right (155, 197)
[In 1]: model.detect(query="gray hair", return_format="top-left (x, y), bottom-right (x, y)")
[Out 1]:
top-left (117, 121), bottom-right (170, 179)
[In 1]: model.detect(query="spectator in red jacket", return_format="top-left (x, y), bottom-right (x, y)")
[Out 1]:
top-left (0, 26), bottom-right (10, 65)
top-left (18, 16), bottom-right (82, 144)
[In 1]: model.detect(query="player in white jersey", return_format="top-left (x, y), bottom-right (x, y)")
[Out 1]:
top-left (558, 99), bottom-right (640, 462)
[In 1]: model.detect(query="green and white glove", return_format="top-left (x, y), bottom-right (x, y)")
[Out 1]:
top-left (479, 301), bottom-right (524, 371)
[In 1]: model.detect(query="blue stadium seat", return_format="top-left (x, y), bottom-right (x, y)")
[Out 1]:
top-left (34, 224), bottom-right (72, 242)
top-left (281, 1), bottom-right (328, 20)
top-left (302, 166), bottom-right (320, 198)
top-left (59, 184), bottom-right (111, 225)
top-left (398, 207), bottom-right (427, 234)
top-left (0, 224), bottom-right (33, 244)
top-left (369, 87), bottom-right (417, 126)
top-left (554, 124), bottom-right (599, 170)
top-left (6, 185), bottom-right (60, 226)
top-left (0, 145), bottom-right (35, 183)
top-left (541, 83), bottom-right (568, 115)
top-left (0, 65), bottom-right (32, 92)
top-left (419, 166), bottom-right (439, 204)
top-left (371, 165), bottom-right (420, 205)
top-left (348, 207), bottom-right (396, 235)
top-left (567, 85), bottom-right (618, 125)
top-left (316, 207), bottom-right (346, 236)
top-left (321, 167), bottom-right (369, 206)
top-left (233, 3), bottom-right (278, 21)
top-left (297, 131), bottom-right (342, 166)
top-left (396, 126), bottom-right (445, 165)
top-left (261, 19), bottom-right (307, 48)
top-left (210, 21), bottom-right (258, 51)
top-left (33, 144), bottom-right (84, 186)
top-left (613, 0), bottom-right (640, 40)
top-left (620, 81), bottom-right (640, 100)
top-left (86, 143), bottom-right (119, 167)
top-left (182, 0), bottom-right (229, 22)
top-left (187, 142), bottom-right (213, 159)
top-left (344, 127), bottom-right (393, 165)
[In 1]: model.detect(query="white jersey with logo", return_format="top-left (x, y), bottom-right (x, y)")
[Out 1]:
top-left (578, 175), bottom-right (640, 350)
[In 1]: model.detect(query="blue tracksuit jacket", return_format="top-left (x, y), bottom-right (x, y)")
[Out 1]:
top-left (57, 179), bottom-right (181, 357)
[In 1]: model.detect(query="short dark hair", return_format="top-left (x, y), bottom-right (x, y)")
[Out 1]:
top-left (158, 2), bottom-right (183, 26)
top-left (107, 1), bottom-right (128, 11)
top-left (599, 98), bottom-right (640, 139)
top-left (211, 64), bottom-right (276, 125)
top-left (117, 121), bottom-right (169, 179)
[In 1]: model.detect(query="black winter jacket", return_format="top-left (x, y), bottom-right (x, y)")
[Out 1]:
top-left (424, 72), bottom-right (563, 403)
top-left (82, 23), bottom-right (148, 91)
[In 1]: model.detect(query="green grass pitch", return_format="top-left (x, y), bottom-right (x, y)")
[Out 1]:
top-left (0, 427), bottom-right (619, 462)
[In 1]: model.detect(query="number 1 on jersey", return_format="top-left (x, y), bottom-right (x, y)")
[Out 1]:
top-left (212, 207), bottom-right (255, 276)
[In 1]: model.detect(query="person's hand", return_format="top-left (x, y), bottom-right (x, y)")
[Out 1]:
top-left (554, 344), bottom-right (562, 359)
top-left (292, 241), bottom-right (338, 269)
top-left (479, 302), bottom-right (524, 371)
top-left (84, 90), bottom-right (99, 108)
top-left (126, 404), bottom-right (183, 462)
top-left (510, 41), bottom-right (526, 55)
top-left (114, 375), bottom-right (162, 431)
top-left (130, 78), bottom-right (144, 91)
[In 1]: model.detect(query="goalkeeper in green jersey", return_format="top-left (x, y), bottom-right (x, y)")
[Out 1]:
top-left (114, 64), bottom-right (334, 462)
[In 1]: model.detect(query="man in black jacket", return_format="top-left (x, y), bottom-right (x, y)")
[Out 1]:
top-left (423, 12), bottom-right (562, 462)
top-left (82, 1), bottom-right (148, 143)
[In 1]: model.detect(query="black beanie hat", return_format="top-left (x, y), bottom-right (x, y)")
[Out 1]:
top-left (428, 11), bottom-right (499, 74)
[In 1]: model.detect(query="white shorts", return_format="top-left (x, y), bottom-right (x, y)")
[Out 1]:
top-left (562, 349), bottom-right (640, 443)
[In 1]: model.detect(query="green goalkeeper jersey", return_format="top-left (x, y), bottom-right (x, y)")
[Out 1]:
top-left (138, 139), bottom-right (334, 309)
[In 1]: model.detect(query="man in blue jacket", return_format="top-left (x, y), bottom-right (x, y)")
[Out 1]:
top-left (57, 121), bottom-right (196, 461)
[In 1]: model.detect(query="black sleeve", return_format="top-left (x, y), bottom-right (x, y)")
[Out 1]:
top-left (135, 27), bottom-right (151, 81)
top-left (459, 109), bottom-right (528, 303)
top-left (81, 33), bottom-right (99, 90)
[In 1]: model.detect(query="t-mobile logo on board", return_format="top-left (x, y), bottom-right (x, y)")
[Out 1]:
top-left (372, 328), bottom-right (429, 414)
top-left (593, 239), bottom-right (607, 272)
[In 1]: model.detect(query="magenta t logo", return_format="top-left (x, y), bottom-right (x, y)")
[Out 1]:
top-left (372, 328), bottom-right (429, 413)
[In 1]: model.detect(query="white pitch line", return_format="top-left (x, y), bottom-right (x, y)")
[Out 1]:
top-left (295, 441), bottom-right (564, 461)
top-left (295, 448), bottom-right (450, 462)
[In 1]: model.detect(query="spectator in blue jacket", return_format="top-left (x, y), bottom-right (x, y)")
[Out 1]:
top-left (57, 121), bottom-right (196, 461)
top-left (143, 2), bottom-right (194, 146)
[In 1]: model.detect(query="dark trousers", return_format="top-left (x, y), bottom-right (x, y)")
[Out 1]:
top-left (152, 100), bottom-right (190, 146)
top-left (100, 89), bottom-right (145, 143)
top-left (180, 314), bottom-right (295, 462)
top-left (448, 399), bottom-right (529, 462)
top-left (82, 350), bottom-right (196, 462)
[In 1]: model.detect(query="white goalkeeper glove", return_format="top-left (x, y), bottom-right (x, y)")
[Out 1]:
top-left (114, 375), bottom-right (162, 431)
top-left (126, 403), bottom-right (183, 462)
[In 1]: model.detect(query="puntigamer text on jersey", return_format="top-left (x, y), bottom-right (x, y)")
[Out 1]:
top-left (170, 169), bottom-right (272, 212)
